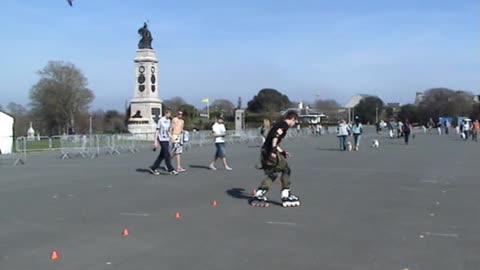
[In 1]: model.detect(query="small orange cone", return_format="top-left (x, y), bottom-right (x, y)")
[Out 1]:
top-left (50, 250), bottom-right (59, 261)
top-left (175, 212), bottom-right (181, 219)
top-left (122, 228), bottom-right (129, 236)
top-left (212, 200), bottom-right (218, 207)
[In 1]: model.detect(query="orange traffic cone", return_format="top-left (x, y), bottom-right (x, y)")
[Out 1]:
top-left (212, 200), bottom-right (218, 207)
top-left (122, 228), bottom-right (129, 236)
top-left (50, 250), bottom-right (59, 261)
top-left (175, 212), bottom-right (181, 219)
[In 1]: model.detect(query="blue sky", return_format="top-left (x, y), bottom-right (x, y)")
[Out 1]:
top-left (1, 0), bottom-right (478, 110)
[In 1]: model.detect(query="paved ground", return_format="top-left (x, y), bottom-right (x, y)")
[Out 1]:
top-left (1, 130), bottom-right (480, 270)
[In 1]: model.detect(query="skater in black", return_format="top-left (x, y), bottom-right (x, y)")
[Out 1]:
top-left (251, 110), bottom-right (301, 207)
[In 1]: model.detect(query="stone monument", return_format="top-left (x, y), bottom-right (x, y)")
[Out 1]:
top-left (27, 122), bottom-right (35, 140)
top-left (235, 109), bottom-right (245, 131)
top-left (127, 22), bottom-right (163, 134)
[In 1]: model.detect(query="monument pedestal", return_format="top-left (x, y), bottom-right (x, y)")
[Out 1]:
top-left (127, 49), bottom-right (162, 135)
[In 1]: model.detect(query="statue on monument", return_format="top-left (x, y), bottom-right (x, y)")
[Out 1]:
top-left (138, 22), bottom-right (153, 49)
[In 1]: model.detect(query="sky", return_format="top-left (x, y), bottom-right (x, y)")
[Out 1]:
top-left (1, 0), bottom-right (478, 111)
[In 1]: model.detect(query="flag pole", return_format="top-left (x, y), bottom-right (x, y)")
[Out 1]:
top-left (207, 100), bottom-right (210, 120)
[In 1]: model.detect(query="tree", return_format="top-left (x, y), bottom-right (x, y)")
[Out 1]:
top-left (6, 102), bottom-right (30, 136)
top-left (163, 97), bottom-right (187, 113)
top-left (417, 88), bottom-right (474, 124)
top-left (211, 99), bottom-right (235, 116)
top-left (247, 88), bottom-right (292, 113)
top-left (29, 61), bottom-right (94, 135)
top-left (354, 96), bottom-right (384, 124)
top-left (178, 104), bottom-right (197, 119)
top-left (470, 103), bottom-right (480, 121)
top-left (398, 104), bottom-right (419, 124)
top-left (7, 102), bottom-right (28, 116)
top-left (314, 99), bottom-right (340, 120)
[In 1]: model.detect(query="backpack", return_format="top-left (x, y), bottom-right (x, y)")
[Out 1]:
top-left (181, 131), bottom-right (190, 143)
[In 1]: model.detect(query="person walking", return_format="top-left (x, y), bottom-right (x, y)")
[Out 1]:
top-left (209, 116), bottom-right (232, 170)
top-left (170, 110), bottom-right (186, 172)
top-left (260, 119), bottom-right (271, 144)
top-left (402, 119), bottom-right (412, 145)
top-left (148, 108), bottom-right (178, 175)
top-left (472, 120), bottom-right (479, 142)
top-left (336, 119), bottom-right (350, 151)
top-left (351, 116), bottom-right (363, 151)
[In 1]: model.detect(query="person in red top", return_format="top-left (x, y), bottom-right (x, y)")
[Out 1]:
top-left (472, 120), bottom-right (480, 142)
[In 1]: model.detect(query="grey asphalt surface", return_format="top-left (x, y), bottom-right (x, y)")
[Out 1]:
top-left (1, 131), bottom-right (480, 270)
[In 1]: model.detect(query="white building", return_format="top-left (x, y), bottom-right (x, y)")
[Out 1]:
top-left (0, 111), bottom-right (14, 154)
top-left (344, 94), bottom-right (377, 122)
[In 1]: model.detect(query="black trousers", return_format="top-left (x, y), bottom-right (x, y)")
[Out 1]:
top-left (404, 132), bottom-right (410, 144)
top-left (151, 141), bottom-right (174, 172)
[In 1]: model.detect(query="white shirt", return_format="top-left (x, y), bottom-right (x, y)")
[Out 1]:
top-left (212, 122), bottom-right (226, 143)
top-left (157, 116), bottom-right (171, 142)
top-left (336, 123), bottom-right (350, 136)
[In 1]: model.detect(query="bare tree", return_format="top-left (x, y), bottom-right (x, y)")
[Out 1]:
top-left (30, 61), bottom-right (94, 135)
top-left (211, 99), bottom-right (235, 116)
top-left (314, 99), bottom-right (340, 113)
top-left (163, 96), bottom-right (187, 114)
top-left (417, 88), bottom-right (474, 124)
top-left (6, 102), bottom-right (30, 136)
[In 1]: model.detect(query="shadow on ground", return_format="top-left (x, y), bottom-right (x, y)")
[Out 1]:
top-left (136, 168), bottom-right (151, 174)
top-left (316, 148), bottom-right (340, 152)
top-left (189, 165), bottom-right (211, 170)
top-left (225, 188), bottom-right (282, 206)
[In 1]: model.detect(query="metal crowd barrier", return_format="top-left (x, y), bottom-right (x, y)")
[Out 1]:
top-left (1, 136), bottom-right (26, 165)
top-left (8, 128), bottom-right (316, 161)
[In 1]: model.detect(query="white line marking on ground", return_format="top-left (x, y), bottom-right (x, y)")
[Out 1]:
top-left (266, 221), bottom-right (297, 226)
top-left (424, 232), bottom-right (459, 238)
top-left (420, 180), bottom-right (438, 184)
top-left (120, 212), bottom-right (152, 217)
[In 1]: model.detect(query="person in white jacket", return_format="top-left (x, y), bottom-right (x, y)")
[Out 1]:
top-left (336, 119), bottom-right (350, 151)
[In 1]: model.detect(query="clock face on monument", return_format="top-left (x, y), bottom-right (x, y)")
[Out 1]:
top-left (138, 66), bottom-right (145, 73)
top-left (151, 75), bottom-right (156, 84)
top-left (151, 66), bottom-right (155, 73)
top-left (138, 74), bottom-right (146, 84)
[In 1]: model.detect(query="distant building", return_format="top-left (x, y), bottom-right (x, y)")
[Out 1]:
top-left (474, 95), bottom-right (480, 103)
top-left (344, 94), bottom-right (374, 109)
top-left (281, 102), bottom-right (326, 123)
top-left (387, 102), bottom-right (401, 111)
top-left (0, 110), bottom-right (14, 154)
top-left (415, 92), bottom-right (425, 105)
top-left (344, 94), bottom-right (378, 123)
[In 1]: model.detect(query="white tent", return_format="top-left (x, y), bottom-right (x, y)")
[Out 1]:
top-left (0, 111), bottom-right (14, 154)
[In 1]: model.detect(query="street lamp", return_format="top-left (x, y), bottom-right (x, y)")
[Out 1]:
top-left (89, 115), bottom-right (93, 136)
